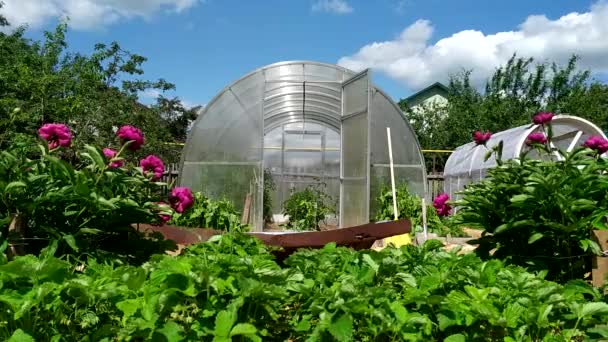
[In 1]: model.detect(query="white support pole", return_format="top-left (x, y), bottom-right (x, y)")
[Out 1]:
top-left (387, 127), bottom-right (398, 220)
top-left (422, 198), bottom-right (428, 241)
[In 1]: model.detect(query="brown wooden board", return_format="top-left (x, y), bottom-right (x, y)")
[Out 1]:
top-left (249, 219), bottom-right (410, 249)
top-left (134, 224), bottom-right (222, 245)
top-left (134, 219), bottom-right (411, 259)
top-left (592, 230), bottom-right (608, 288)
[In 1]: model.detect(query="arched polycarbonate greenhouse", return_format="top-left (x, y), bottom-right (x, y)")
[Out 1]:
top-left (443, 115), bottom-right (607, 201)
top-left (179, 61), bottom-right (427, 231)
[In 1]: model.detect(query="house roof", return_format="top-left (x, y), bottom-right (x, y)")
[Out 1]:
top-left (404, 81), bottom-right (449, 105)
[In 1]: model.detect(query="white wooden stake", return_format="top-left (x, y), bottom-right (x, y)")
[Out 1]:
top-left (422, 198), bottom-right (428, 241)
top-left (387, 127), bottom-right (398, 220)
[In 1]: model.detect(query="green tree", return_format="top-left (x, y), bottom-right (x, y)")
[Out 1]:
top-left (0, 1), bottom-right (8, 27)
top-left (0, 22), bottom-right (192, 162)
top-left (400, 55), bottom-right (608, 157)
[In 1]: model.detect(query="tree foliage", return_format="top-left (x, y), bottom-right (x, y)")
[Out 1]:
top-left (400, 55), bottom-right (608, 156)
top-left (0, 22), bottom-right (196, 162)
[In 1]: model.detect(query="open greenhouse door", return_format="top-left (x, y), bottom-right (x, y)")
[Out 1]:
top-left (340, 69), bottom-right (371, 228)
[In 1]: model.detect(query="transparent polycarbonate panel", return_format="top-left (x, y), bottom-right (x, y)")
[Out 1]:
top-left (369, 165), bottom-right (425, 219)
top-left (341, 180), bottom-right (367, 227)
top-left (370, 90), bottom-right (423, 166)
top-left (324, 150), bottom-right (340, 176)
top-left (264, 63), bottom-right (305, 81)
top-left (185, 90), bottom-right (263, 162)
top-left (263, 149), bottom-right (282, 174)
top-left (340, 70), bottom-right (370, 227)
top-left (283, 151), bottom-right (323, 175)
top-left (341, 113), bottom-right (368, 178)
top-left (303, 63), bottom-right (345, 82)
top-left (180, 162), bottom-right (261, 213)
top-left (284, 132), bottom-right (322, 150)
top-left (343, 76), bottom-right (368, 115)
top-left (230, 71), bottom-right (264, 111)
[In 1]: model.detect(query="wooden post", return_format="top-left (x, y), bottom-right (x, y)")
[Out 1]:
top-left (387, 127), bottom-right (398, 221)
top-left (592, 230), bottom-right (608, 288)
top-left (7, 213), bottom-right (26, 259)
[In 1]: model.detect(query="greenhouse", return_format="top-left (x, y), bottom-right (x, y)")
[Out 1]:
top-left (443, 114), bottom-right (607, 201)
top-left (179, 61), bottom-right (426, 231)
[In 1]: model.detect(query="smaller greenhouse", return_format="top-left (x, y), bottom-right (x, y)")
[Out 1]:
top-left (443, 114), bottom-right (607, 201)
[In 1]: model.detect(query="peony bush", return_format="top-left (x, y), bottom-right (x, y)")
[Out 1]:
top-left (0, 123), bottom-right (193, 264)
top-left (453, 113), bottom-right (608, 282)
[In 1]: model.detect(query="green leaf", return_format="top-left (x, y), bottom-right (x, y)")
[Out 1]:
top-left (444, 333), bottom-right (466, 342)
top-left (84, 144), bottom-right (107, 170)
top-left (328, 314), bottom-right (353, 342)
top-left (155, 321), bottom-right (184, 342)
top-left (230, 323), bottom-right (258, 336)
top-left (510, 194), bottom-right (531, 203)
top-left (580, 302), bottom-right (608, 318)
top-left (79, 228), bottom-right (103, 235)
top-left (63, 234), bottom-right (79, 252)
top-left (537, 304), bottom-right (553, 327)
top-left (362, 254), bottom-right (379, 273)
top-left (116, 299), bottom-right (140, 324)
top-left (7, 329), bottom-right (35, 342)
top-left (390, 302), bottom-right (408, 323)
top-left (4, 181), bottom-right (26, 193)
top-left (528, 233), bottom-right (543, 244)
top-left (214, 310), bottom-right (236, 338)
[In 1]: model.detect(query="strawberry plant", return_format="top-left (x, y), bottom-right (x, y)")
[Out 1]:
top-left (1, 234), bottom-right (607, 341)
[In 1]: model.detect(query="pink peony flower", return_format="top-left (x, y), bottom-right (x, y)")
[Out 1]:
top-left (102, 148), bottom-right (124, 168)
top-left (532, 112), bottom-right (554, 125)
top-left (526, 132), bottom-right (547, 145)
top-left (169, 187), bottom-right (194, 213)
top-left (116, 125), bottom-right (144, 151)
top-left (473, 131), bottom-right (492, 145)
top-left (38, 123), bottom-right (72, 149)
top-left (583, 136), bottom-right (608, 154)
top-left (140, 155), bottom-right (164, 180)
top-left (433, 193), bottom-right (451, 217)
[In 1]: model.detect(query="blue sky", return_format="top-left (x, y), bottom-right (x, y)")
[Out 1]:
top-left (3, 0), bottom-right (606, 108)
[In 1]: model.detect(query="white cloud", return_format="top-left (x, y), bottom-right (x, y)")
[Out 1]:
top-left (338, 1), bottom-right (608, 90)
top-left (312, 0), bottom-right (353, 14)
top-left (1, 0), bottom-right (201, 30)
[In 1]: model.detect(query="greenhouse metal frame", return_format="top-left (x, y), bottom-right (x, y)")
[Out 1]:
top-left (179, 61), bottom-right (427, 231)
top-left (443, 114), bottom-right (607, 202)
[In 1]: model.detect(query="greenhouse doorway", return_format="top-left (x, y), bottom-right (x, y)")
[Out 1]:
top-left (263, 122), bottom-right (340, 230)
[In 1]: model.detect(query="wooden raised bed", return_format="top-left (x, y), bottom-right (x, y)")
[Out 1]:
top-left (134, 219), bottom-right (411, 258)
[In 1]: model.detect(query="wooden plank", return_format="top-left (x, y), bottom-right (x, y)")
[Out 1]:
top-left (241, 193), bottom-right (252, 225)
top-left (249, 219), bottom-right (410, 250)
top-left (592, 230), bottom-right (608, 288)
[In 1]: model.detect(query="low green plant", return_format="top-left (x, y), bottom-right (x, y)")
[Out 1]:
top-left (282, 184), bottom-right (335, 231)
top-left (263, 169), bottom-right (275, 224)
top-left (375, 183), bottom-right (465, 237)
top-left (169, 192), bottom-right (248, 232)
top-left (1, 235), bottom-right (607, 341)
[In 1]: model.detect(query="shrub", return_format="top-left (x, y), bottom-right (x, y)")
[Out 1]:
top-left (453, 115), bottom-right (608, 282)
top-left (282, 184), bottom-right (335, 231)
top-left (169, 192), bottom-right (248, 232)
top-left (0, 123), bottom-right (190, 264)
top-left (375, 183), bottom-right (465, 237)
